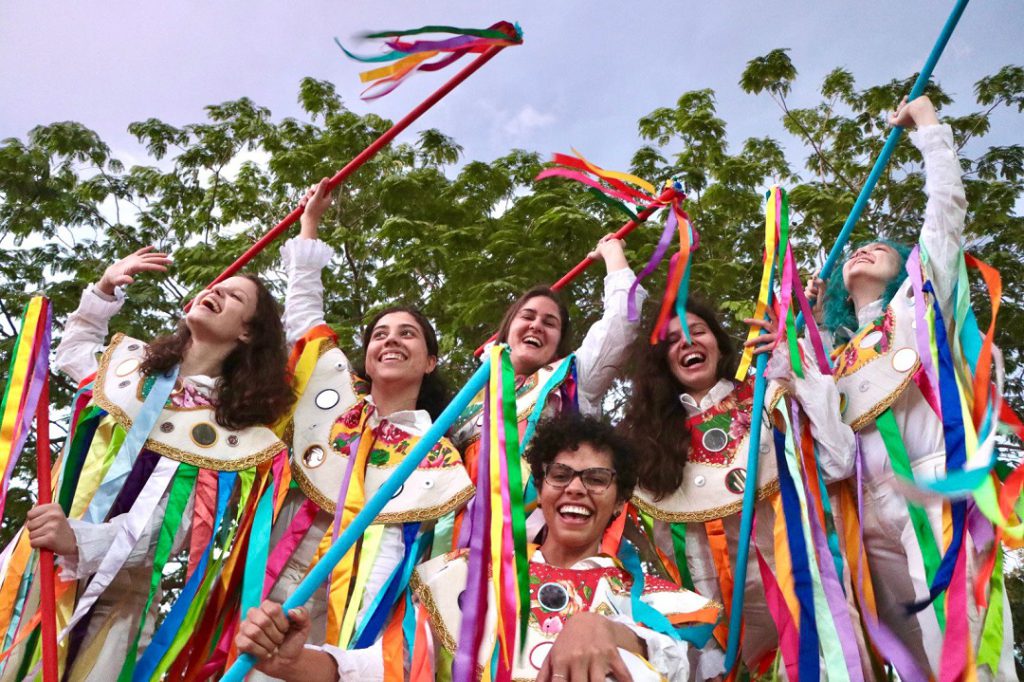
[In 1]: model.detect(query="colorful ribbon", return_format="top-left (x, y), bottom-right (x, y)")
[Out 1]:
top-left (336, 22), bottom-right (523, 99)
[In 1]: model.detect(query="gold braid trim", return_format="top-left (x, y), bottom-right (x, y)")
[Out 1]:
top-left (632, 480), bottom-right (781, 523)
top-left (290, 460), bottom-right (475, 522)
top-left (375, 484), bottom-right (476, 524)
top-left (410, 570), bottom-right (458, 654)
top-left (93, 335), bottom-right (285, 472)
top-left (846, 368), bottom-right (918, 432)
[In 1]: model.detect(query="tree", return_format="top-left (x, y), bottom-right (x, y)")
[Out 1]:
top-left (2, 60), bottom-right (1021, 592)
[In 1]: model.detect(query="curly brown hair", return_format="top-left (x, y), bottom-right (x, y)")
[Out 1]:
top-left (140, 275), bottom-right (295, 430)
top-left (617, 299), bottom-right (738, 499)
top-left (525, 412), bottom-right (638, 503)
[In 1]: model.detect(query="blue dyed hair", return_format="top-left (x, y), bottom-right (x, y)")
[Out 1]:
top-left (822, 239), bottom-right (912, 341)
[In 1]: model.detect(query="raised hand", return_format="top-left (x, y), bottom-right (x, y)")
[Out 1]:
top-left (743, 305), bottom-right (780, 356)
top-left (587, 233), bottom-right (628, 272)
top-left (97, 246), bottom-right (172, 296)
top-left (889, 95), bottom-right (940, 130)
top-left (298, 178), bottom-right (334, 240)
top-left (804, 277), bottom-right (826, 324)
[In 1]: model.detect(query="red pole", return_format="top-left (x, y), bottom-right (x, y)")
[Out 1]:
top-left (474, 186), bottom-right (679, 355)
top-left (35, 364), bottom-right (58, 682)
top-left (189, 44), bottom-right (511, 309)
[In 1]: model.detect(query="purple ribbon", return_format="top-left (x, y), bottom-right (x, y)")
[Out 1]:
top-left (453, 387), bottom-right (492, 678)
top-left (627, 202), bottom-right (676, 322)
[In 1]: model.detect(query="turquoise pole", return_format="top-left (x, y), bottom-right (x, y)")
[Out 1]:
top-left (221, 359), bottom-right (492, 682)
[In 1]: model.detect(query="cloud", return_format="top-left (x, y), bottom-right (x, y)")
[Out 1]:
top-left (501, 105), bottom-right (557, 138)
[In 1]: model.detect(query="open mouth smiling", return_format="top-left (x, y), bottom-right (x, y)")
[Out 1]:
top-left (200, 297), bottom-right (221, 313)
top-left (379, 351), bottom-right (407, 363)
top-left (680, 351), bottom-right (707, 369)
top-left (523, 335), bottom-right (543, 349)
top-left (557, 503), bottom-right (593, 523)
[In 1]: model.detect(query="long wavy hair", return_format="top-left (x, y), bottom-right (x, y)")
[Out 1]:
top-left (140, 274), bottom-right (295, 430)
top-left (618, 299), bottom-right (738, 499)
top-left (823, 239), bottom-right (912, 342)
top-left (495, 286), bottom-right (574, 362)
top-left (356, 305), bottom-right (451, 420)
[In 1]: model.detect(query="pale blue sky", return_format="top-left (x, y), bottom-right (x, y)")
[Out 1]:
top-left (1, 1), bottom-right (1021, 176)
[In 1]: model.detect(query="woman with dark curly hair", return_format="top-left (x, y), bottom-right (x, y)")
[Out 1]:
top-left (260, 179), bottom-right (473, 677)
top-left (804, 96), bottom-right (1013, 680)
top-left (8, 246), bottom-right (294, 681)
top-left (235, 413), bottom-right (720, 681)
top-left (618, 298), bottom-right (854, 677)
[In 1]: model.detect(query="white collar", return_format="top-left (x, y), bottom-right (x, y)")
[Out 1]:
top-left (363, 393), bottom-right (434, 435)
top-left (533, 549), bottom-right (612, 570)
top-left (180, 374), bottom-right (218, 394)
top-left (678, 378), bottom-right (735, 417)
top-left (855, 298), bottom-right (885, 328)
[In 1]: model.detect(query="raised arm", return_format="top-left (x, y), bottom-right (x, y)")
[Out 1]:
top-left (281, 179), bottom-right (337, 346)
top-left (53, 246), bottom-right (171, 383)
top-left (897, 96), bottom-right (966, 311)
top-left (574, 235), bottom-right (647, 414)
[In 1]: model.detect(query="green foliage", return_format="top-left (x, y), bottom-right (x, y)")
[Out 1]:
top-left (1, 59), bottom-right (1022, 575)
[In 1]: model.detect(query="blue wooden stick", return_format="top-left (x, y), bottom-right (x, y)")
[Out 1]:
top-left (221, 359), bottom-right (492, 682)
top-left (817, 0), bottom-right (970, 286)
top-left (723, 307), bottom-right (773, 672)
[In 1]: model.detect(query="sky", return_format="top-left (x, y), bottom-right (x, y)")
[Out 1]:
top-left (1, 1), bottom-right (1022, 185)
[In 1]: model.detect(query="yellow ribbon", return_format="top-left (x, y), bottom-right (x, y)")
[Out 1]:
top-left (736, 187), bottom-right (779, 380)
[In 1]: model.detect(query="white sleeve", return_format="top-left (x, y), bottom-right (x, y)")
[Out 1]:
top-left (52, 285), bottom-right (126, 384)
top-left (57, 518), bottom-right (119, 580)
top-left (792, 353), bottom-right (855, 483)
top-left (605, 614), bottom-right (693, 680)
top-left (574, 268), bottom-right (647, 415)
top-left (318, 641), bottom-right (384, 681)
top-left (58, 488), bottom-right (193, 580)
top-left (766, 341), bottom-right (855, 483)
top-left (354, 525), bottom-right (406, 623)
top-left (281, 237), bottom-right (336, 347)
top-left (910, 123), bottom-right (966, 315)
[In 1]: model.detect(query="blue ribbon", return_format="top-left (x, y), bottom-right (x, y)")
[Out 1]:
top-left (351, 523), bottom-right (427, 648)
top-left (774, 427), bottom-right (820, 681)
top-left (132, 471), bottom-right (236, 681)
top-left (85, 366), bottom-right (179, 524)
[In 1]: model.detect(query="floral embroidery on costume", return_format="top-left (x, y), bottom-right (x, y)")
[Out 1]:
top-left (686, 378), bottom-right (755, 467)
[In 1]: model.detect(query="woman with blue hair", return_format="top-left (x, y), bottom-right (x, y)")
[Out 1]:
top-left (807, 95), bottom-right (1013, 680)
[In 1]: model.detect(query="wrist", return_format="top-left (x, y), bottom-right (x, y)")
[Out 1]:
top-left (95, 279), bottom-right (116, 296)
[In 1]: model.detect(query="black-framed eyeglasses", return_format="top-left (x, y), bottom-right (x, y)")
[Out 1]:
top-left (543, 462), bottom-right (616, 492)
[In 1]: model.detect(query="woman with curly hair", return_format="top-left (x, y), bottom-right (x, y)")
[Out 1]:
top-left (805, 96), bottom-right (1013, 680)
top-left (259, 179), bottom-right (474, 679)
top-left (5, 247), bottom-right (294, 681)
top-left (618, 298), bottom-right (854, 677)
top-left (235, 412), bottom-right (720, 681)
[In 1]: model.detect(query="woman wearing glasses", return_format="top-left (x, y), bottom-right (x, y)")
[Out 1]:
top-left (235, 413), bottom-right (719, 681)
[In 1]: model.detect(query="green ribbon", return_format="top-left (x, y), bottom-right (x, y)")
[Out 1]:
top-left (976, 548), bottom-right (1005, 671)
top-left (669, 522), bottom-right (695, 591)
top-left (117, 463), bottom-right (196, 681)
top-left (875, 408), bottom-right (946, 628)
top-left (499, 349), bottom-right (530, 650)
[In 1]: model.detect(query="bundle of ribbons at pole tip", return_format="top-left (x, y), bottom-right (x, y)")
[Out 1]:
top-left (536, 149), bottom-right (694, 343)
top-left (336, 21), bottom-right (524, 99)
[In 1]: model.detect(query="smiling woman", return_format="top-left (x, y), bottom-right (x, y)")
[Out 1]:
top-left (1, 246), bottom-right (293, 680)
top-left (233, 414), bottom-right (720, 681)
top-left (250, 178), bottom-right (474, 678)
top-left (619, 298), bottom-right (855, 676)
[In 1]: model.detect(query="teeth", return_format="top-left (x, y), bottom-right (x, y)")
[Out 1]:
top-left (558, 505), bottom-right (592, 517)
top-left (523, 336), bottom-right (542, 348)
top-left (681, 352), bottom-right (706, 368)
top-left (381, 352), bottom-right (406, 362)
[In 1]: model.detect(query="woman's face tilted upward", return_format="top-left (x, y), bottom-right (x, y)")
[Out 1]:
top-left (842, 242), bottom-right (902, 298)
top-left (665, 312), bottom-right (722, 395)
top-left (186, 276), bottom-right (260, 346)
